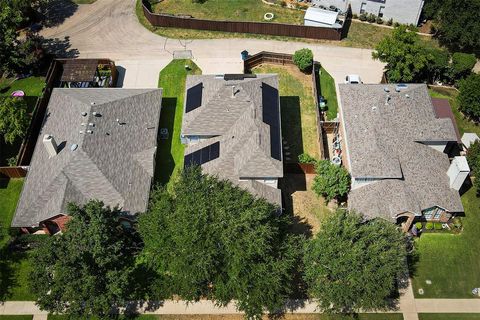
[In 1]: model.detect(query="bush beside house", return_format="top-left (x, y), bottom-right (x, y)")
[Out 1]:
top-left (293, 48), bottom-right (313, 73)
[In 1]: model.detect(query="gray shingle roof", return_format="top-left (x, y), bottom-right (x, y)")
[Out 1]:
top-left (12, 88), bottom-right (162, 227)
top-left (340, 84), bottom-right (464, 220)
top-left (182, 75), bottom-right (283, 206)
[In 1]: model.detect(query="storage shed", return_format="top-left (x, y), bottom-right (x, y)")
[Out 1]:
top-left (304, 7), bottom-right (341, 28)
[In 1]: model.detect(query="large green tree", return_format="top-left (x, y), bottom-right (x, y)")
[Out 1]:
top-left (450, 52), bottom-right (477, 81)
top-left (457, 73), bottom-right (480, 121)
top-left (0, 97), bottom-right (29, 144)
top-left (434, 0), bottom-right (480, 55)
top-left (138, 167), bottom-right (301, 319)
top-left (30, 201), bottom-right (140, 318)
top-left (303, 210), bottom-right (407, 313)
top-left (312, 160), bottom-right (351, 203)
top-left (0, 1), bottom-right (23, 75)
top-left (372, 25), bottom-right (433, 82)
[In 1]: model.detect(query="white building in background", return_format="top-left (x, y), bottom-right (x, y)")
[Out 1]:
top-left (311, 0), bottom-right (424, 25)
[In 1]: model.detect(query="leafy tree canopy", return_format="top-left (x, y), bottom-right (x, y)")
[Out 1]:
top-left (312, 160), bottom-right (351, 203)
top-left (138, 167), bottom-right (302, 319)
top-left (293, 48), bottom-right (314, 72)
top-left (30, 200), bottom-right (140, 318)
top-left (467, 140), bottom-right (480, 172)
top-left (0, 97), bottom-right (29, 144)
top-left (372, 25), bottom-right (433, 82)
top-left (435, 0), bottom-right (480, 55)
top-left (303, 210), bottom-right (407, 313)
top-left (457, 73), bottom-right (480, 121)
top-left (423, 47), bottom-right (450, 83)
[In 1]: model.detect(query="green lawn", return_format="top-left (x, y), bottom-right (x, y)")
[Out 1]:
top-left (253, 64), bottom-right (319, 161)
top-left (0, 317), bottom-right (33, 320)
top-left (419, 314), bottom-right (480, 320)
top-left (155, 59), bottom-right (201, 186)
top-left (48, 316), bottom-right (158, 320)
top-left (319, 67), bottom-right (338, 121)
top-left (411, 186), bottom-right (480, 298)
top-left (0, 76), bottom-right (46, 166)
top-left (0, 77), bottom-right (45, 97)
top-left (154, 0), bottom-right (304, 24)
top-left (0, 178), bottom-right (36, 301)
top-left (429, 87), bottom-right (479, 136)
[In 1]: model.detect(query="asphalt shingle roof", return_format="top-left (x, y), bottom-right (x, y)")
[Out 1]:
top-left (12, 88), bottom-right (162, 227)
top-left (182, 75), bottom-right (283, 206)
top-left (340, 84), bottom-right (464, 220)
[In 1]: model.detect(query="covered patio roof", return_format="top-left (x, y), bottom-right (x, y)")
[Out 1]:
top-left (61, 59), bottom-right (99, 83)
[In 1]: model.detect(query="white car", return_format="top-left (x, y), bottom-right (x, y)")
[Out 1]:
top-left (345, 75), bottom-right (362, 84)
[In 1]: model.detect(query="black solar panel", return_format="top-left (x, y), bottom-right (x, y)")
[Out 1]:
top-left (184, 142), bottom-right (221, 168)
top-left (185, 82), bottom-right (203, 113)
top-left (261, 83), bottom-right (281, 160)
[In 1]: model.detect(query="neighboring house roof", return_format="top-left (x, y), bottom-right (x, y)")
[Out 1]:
top-left (304, 7), bottom-right (339, 25)
top-left (182, 74), bottom-right (283, 206)
top-left (431, 97), bottom-right (461, 143)
top-left (12, 88), bottom-right (163, 227)
top-left (340, 84), bottom-right (464, 221)
top-left (462, 133), bottom-right (479, 149)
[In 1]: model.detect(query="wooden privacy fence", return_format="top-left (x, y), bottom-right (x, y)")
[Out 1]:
top-left (142, 0), bottom-right (343, 40)
top-left (0, 167), bottom-right (27, 179)
top-left (284, 163), bottom-right (316, 174)
top-left (311, 62), bottom-right (328, 160)
top-left (243, 51), bottom-right (295, 73)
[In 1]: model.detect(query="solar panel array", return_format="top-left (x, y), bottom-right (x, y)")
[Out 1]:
top-left (185, 82), bottom-right (203, 113)
top-left (184, 141), bottom-right (220, 167)
top-left (261, 83), bottom-right (282, 161)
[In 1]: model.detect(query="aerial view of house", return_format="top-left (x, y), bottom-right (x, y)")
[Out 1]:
top-left (339, 83), bottom-right (469, 231)
top-left (1, 0), bottom-right (479, 319)
top-left (181, 74), bottom-right (283, 207)
top-left (11, 88), bottom-right (162, 234)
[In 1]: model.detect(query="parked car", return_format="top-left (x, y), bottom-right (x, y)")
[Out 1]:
top-left (345, 75), bottom-right (362, 84)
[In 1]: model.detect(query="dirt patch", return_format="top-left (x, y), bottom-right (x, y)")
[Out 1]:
top-left (281, 174), bottom-right (333, 236)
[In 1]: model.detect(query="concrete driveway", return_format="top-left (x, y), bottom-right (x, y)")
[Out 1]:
top-left (40, 0), bottom-right (385, 85)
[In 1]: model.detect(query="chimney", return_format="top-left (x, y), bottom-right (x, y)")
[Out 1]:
top-left (231, 85), bottom-right (236, 98)
top-left (447, 156), bottom-right (470, 191)
top-left (43, 134), bottom-right (58, 157)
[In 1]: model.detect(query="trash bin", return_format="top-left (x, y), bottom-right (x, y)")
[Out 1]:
top-left (241, 50), bottom-right (249, 61)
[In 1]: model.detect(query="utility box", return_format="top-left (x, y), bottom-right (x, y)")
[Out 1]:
top-left (447, 156), bottom-right (470, 191)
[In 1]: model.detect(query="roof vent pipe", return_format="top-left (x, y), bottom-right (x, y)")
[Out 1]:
top-left (43, 134), bottom-right (58, 157)
top-left (231, 85), bottom-right (236, 98)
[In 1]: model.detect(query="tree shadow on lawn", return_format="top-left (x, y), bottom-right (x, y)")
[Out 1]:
top-left (280, 96), bottom-right (303, 162)
top-left (42, 0), bottom-right (78, 28)
top-left (153, 98), bottom-right (178, 186)
top-left (0, 243), bottom-right (29, 302)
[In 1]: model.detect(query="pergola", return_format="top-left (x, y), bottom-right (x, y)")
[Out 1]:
top-left (60, 60), bottom-right (101, 88)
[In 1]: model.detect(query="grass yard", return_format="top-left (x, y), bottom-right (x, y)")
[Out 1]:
top-left (253, 64), bottom-right (319, 161)
top-left (48, 315), bottom-right (403, 320)
top-left (48, 316), bottom-right (158, 320)
top-left (411, 186), bottom-right (480, 298)
top-left (319, 67), bottom-right (338, 121)
top-left (0, 317), bottom-right (33, 320)
top-left (429, 86), bottom-right (479, 136)
top-left (0, 178), bottom-right (36, 301)
top-left (419, 315), bottom-right (480, 320)
top-left (153, 0), bottom-right (304, 24)
top-left (155, 59), bottom-right (201, 186)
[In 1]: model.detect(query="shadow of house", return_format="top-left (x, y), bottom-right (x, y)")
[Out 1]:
top-left (153, 97), bottom-right (178, 186)
top-left (280, 96), bottom-right (303, 162)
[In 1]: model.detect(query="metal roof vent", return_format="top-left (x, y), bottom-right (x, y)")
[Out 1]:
top-left (92, 112), bottom-right (101, 117)
top-left (70, 144), bottom-right (78, 151)
top-left (91, 102), bottom-right (96, 106)
top-left (81, 123), bottom-right (87, 126)
top-left (88, 123), bottom-right (95, 127)
top-left (405, 94), bottom-right (410, 98)
top-left (383, 87), bottom-right (390, 92)
top-left (86, 130), bottom-right (93, 134)
top-left (372, 106), bottom-right (377, 111)
top-left (81, 112), bottom-right (87, 117)
top-left (79, 130), bottom-right (85, 134)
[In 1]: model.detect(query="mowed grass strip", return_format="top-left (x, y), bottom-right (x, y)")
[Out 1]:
top-left (419, 314), bottom-right (480, 320)
top-left (155, 59), bottom-right (201, 186)
top-left (154, 0), bottom-right (304, 24)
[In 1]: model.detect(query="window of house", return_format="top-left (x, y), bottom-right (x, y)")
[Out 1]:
top-left (433, 208), bottom-right (444, 220)
top-left (422, 207), bottom-right (436, 220)
top-left (378, 6), bottom-right (385, 18)
top-left (360, 2), bottom-right (367, 14)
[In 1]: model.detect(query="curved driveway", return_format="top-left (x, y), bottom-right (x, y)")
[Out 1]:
top-left (41, 0), bottom-right (384, 86)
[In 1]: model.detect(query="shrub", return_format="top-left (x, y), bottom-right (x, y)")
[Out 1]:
top-left (386, 18), bottom-right (393, 26)
top-left (298, 153), bottom-right (317, 164)
top-left (293, 48), bottom-right (313, 72)
top-left (425, 222), bottom-right (434, 230)
top-left (415, 222), bottom-right (423, 230)
top-left (453, 217), bottom-right (463, 229)
top-left (279, 0), bottom-right (287, 7)
top-left (434, 223), bottom-right (443, 230)
top-left (467, 140), bottom-right (480, 172)
top-left (312, 160), bottom-right (351, 203)
top-left (352, 13), bottom-right (358, 19)
top-left (451, 52), bottom-right (477, 81)
top-left (359, 13), bottom-right (367, 21)
top-left (393, 22), bottom-right (400, 27)
top-left (367, 13), bottom-right (376, 23)
top-left (7, 156), bottom-right (17, 166)
top-left (376, 17), bottom-right (383, 24)
top-left (0, 97), bottom-right (29, 144)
